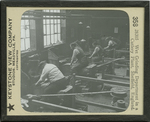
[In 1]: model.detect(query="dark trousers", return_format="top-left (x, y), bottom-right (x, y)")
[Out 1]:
top-left (44, 77), bottom-right (69, 94)
top-left (41, 77), bottom-right (70, 103)
top-left (71, 61), bottom-right (88, 75)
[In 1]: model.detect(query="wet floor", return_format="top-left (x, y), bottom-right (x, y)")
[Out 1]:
top-left (76, 67), bottom-right (130, 113)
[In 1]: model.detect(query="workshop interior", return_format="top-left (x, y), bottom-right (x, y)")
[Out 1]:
top-left (21, 9), bottom-right (130, 113)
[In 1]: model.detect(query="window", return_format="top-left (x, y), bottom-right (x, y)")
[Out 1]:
top-left (114, 27), bottom-right (118, 33)
top-left (21, 15), bottom-right (31, 51)
top-left (43, 10), bottom-right (62, 47)
top-left (21, 14), bottom-right (36, 52)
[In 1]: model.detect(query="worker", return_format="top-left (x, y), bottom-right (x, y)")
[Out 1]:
top-left (103, 37), bottom-right (118, 74)
top-left (70, 42), bottom-right (88, 75)
top-left (77, 39), bottom-right (86, 48)
top-left (104, 36), bottom-right (117, 50)
top-left (103, 36), bottom-right (117, 58)
top-left (89, 40), bottom-right (104, 62)
top-left (35, 61), bottom-right (70, 94)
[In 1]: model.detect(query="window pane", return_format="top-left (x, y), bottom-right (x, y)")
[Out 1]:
top-left (25, 38), bottom-right (30, 50)
top-left (47, 35), bottom-right (50, 45)
top-left (114, 27), bottom-right (118, 33)
top-left (57, 19), bottom-right (60, 23)
top-left (54, 19), bottom-right (57, 23)
top-left (43, 9), bottom-right (62, 47)
top-left (44, 36), bottom-right (47, 46)
top-left (21, 39), bottom-right (25, 51)
top-left (54, 24), bottom-right (57, 33)
top-left (47, 25), bottom-right (50, 34)
top-left (43, 25), bottom-right (46, 34)
top-left (21, 18), bottom-right (32, 51)
top-left (21, 20), bottom-right (24, 25)
top-left (26, 28), bottom-right (30, 37)
top-left (51, 24), bottom-right (54, 34)
top-left (58, 24), bottom-right (60, 33)
top-left (25, 20), bottom-right (29, 25)
top-left (51, 35), bottom-right (54, 44)
top-left (50, 18), bottom-right (53, 23)
top-left (46, 18), bottom-right (49, 24)
top-left (21, 29), bottom-right (25, 38)
top-left (54, 34), bottom-right (57, 43)
top-left (43, 19), bottom-right (46, 24)
top-left (58, 34), bottom-right (61, 41)
top-left (57, 10), bottom-right (60, 12)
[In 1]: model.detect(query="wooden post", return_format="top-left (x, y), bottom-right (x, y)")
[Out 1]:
top-left (35, 10), bottom-right (44, 53)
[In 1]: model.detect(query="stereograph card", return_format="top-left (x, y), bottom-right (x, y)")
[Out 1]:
top-left (1, 1), bottom-right (149, 121)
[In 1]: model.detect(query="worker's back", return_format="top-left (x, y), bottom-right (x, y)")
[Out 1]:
top-left (42, 63), bottom-right (64, 83)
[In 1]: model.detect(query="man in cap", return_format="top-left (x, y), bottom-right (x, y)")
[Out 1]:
top-left (35, 61), bottom-right (70, 94)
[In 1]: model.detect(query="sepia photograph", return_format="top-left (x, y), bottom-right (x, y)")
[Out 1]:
top-left (1, 0), bottom-right (147, 120)
top-left (20, 9), bottom-right (130, 113)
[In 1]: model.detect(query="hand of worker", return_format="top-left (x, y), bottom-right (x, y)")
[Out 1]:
top-left (35, 82), bottom-right (39, 86)
top-left (41, 83), bottom-right (50, 88)
top-left (21, 98), bottom-right (29, 108)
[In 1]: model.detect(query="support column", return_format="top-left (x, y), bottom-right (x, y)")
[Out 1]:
top-left (35, 10), bottom-right (44, 53)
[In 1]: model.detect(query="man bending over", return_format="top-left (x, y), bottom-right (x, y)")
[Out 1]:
top-left (35, 61), bottom-right (70, 94)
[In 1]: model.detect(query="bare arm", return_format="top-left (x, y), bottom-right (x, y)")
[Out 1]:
top-left (89, 47), bottom-right (99, 58)
top-left (35, 69), bottom-right (47, 86)
top-left (104, 46), bottom-right (109, 50)
top-left (70, 49), bottom-right (79, 65)
top-left (35, 78), bottom-right (43, 86)
top-left (104, 41), bottom-right (112, 50)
